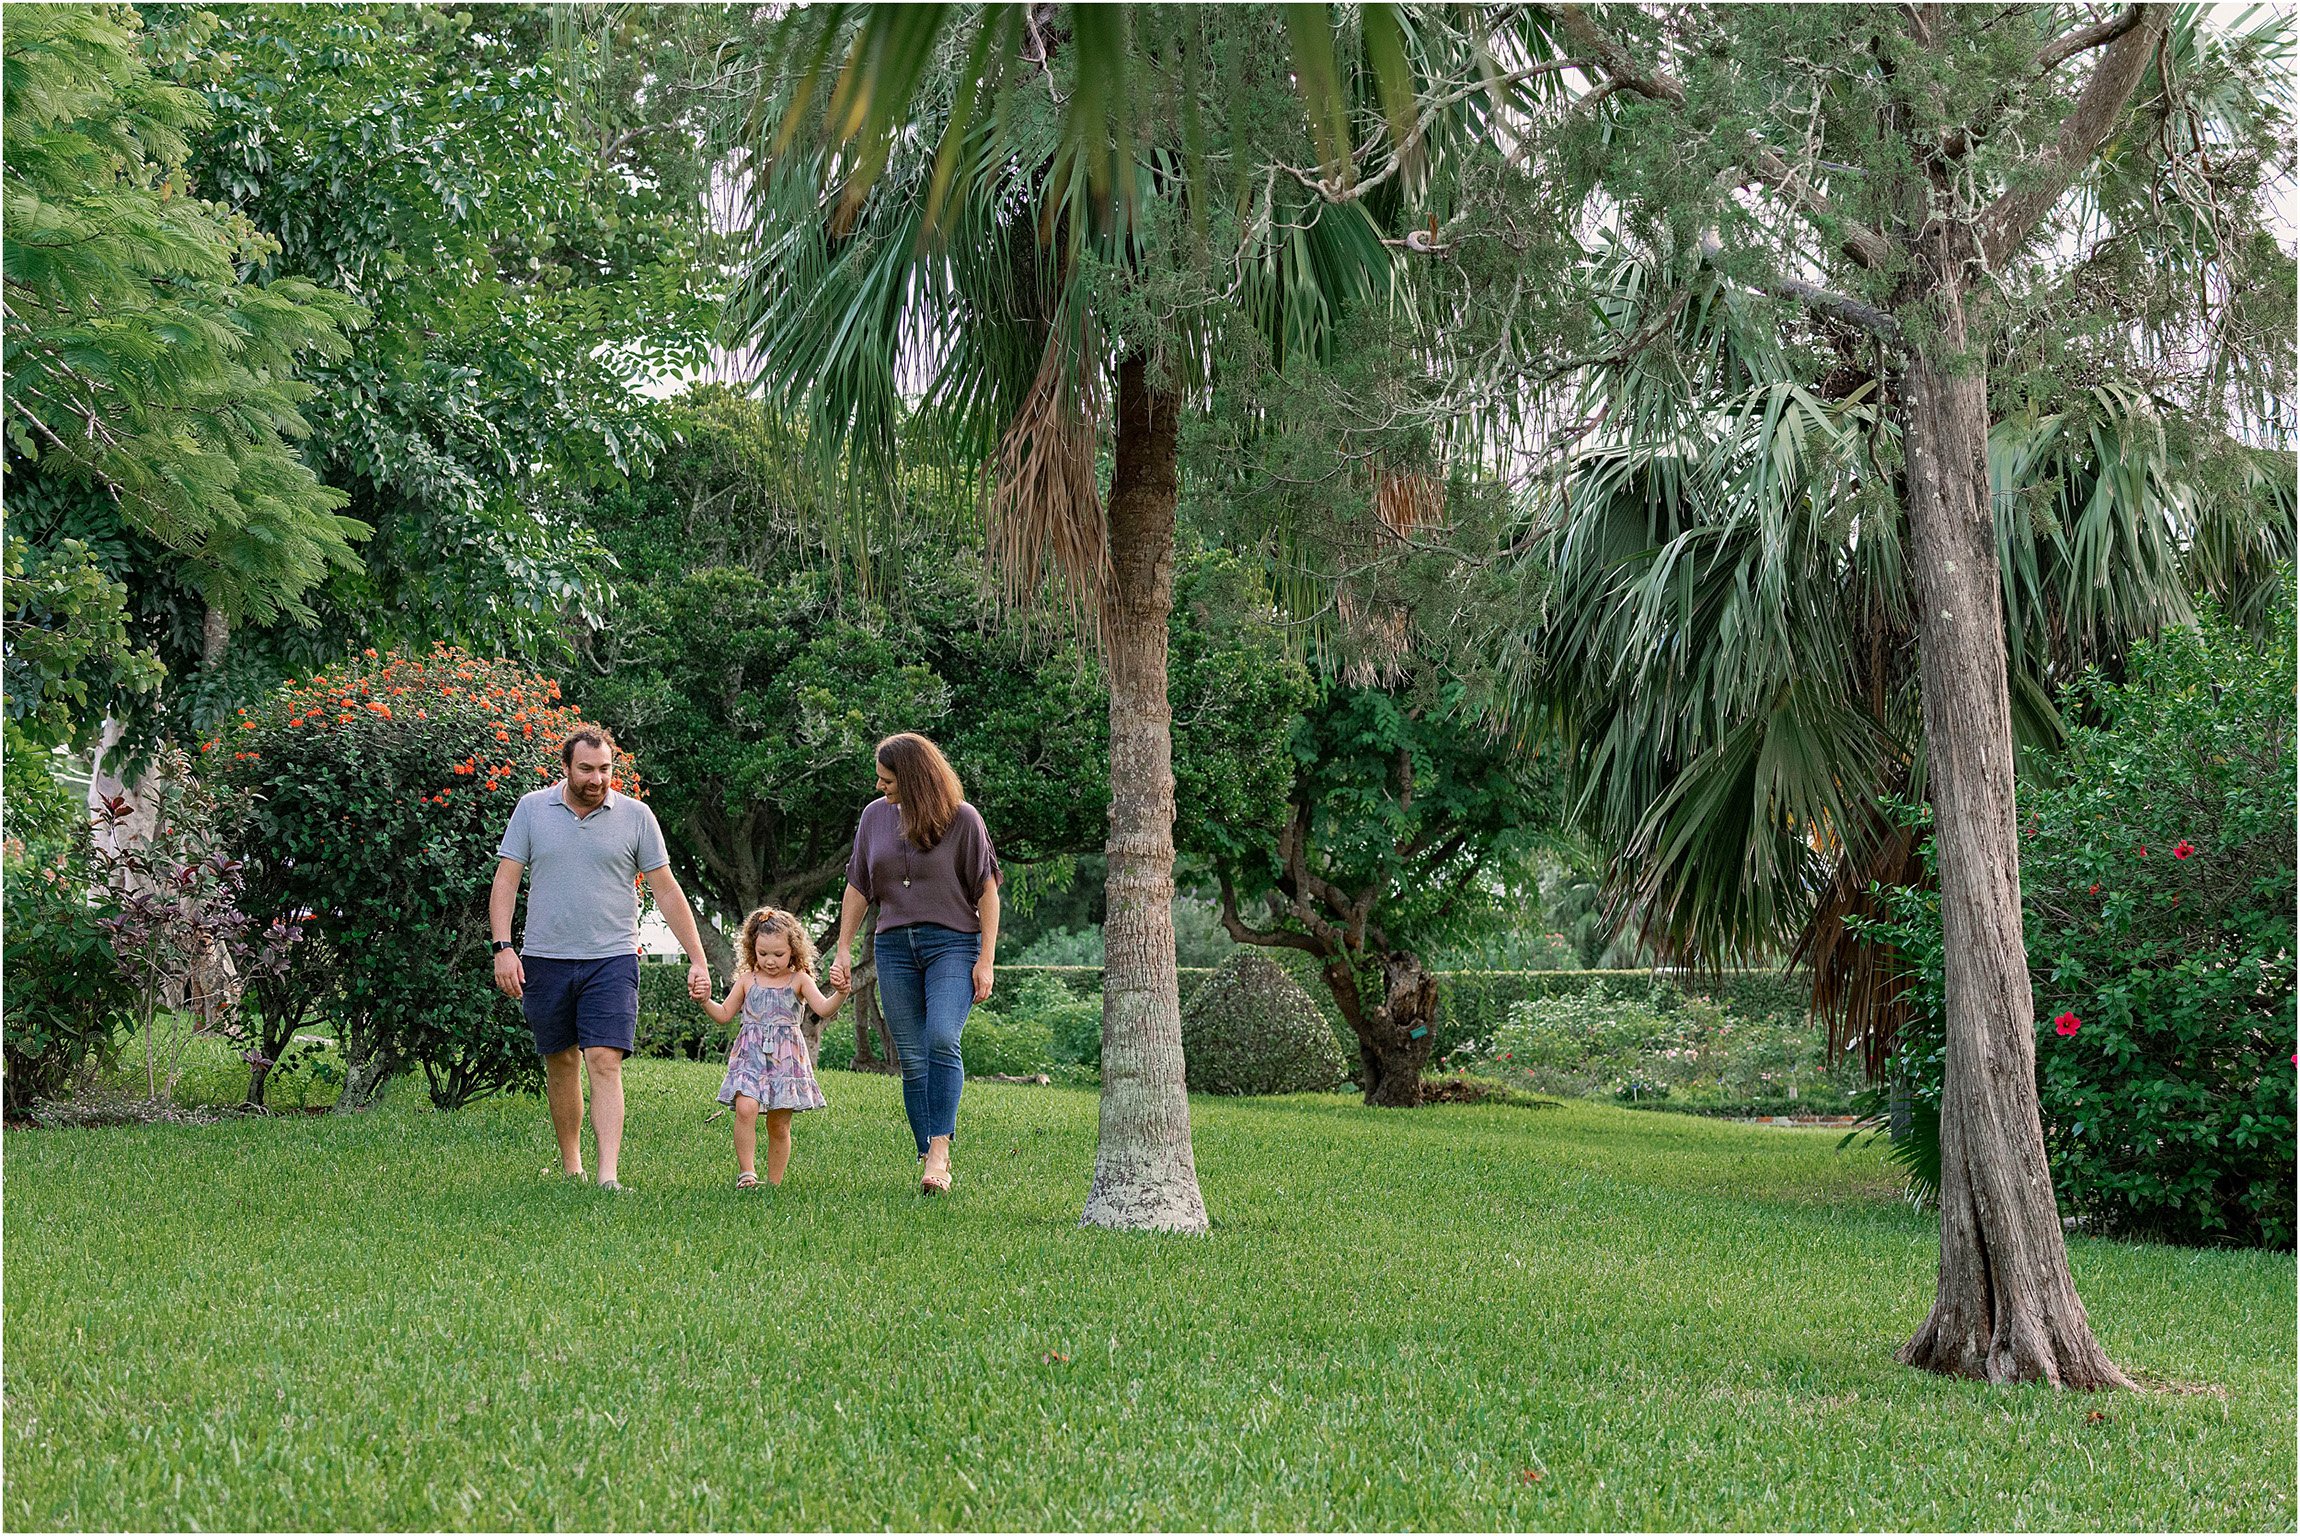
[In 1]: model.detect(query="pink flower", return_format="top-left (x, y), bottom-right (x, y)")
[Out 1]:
top-left (2053, 1012), bottom-right (2080, 1037)
top-left (2173, 840), bottom-right (2195, 860)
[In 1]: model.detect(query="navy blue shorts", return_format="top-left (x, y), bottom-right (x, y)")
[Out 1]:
top-left (521, 953), bottom-right (640, 1057)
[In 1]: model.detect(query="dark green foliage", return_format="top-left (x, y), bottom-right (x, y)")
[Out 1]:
top-left (1195, 675), bottom-right (1567, 1101)
top-left (0, 763), bottom-right (127, 1117)
top-left (3, 6), bottom-right (366, 768)
top-left (958, 1012), bottom-right (1061, 1079)
top-left (567, 392), bottom-right (1306, 943)
top-left (1180, 952), bottom-right (1349, 1095)
top-left (101, 1), bottom-right (725, 723)
top-left (979, 970), bottom-right (1104, 1070)
top-left (1865, 611), bottom-right (2297, 1248)
top-left (635, 966), bottom-right (736, 1064)
top-left (2, 536), bottom-right (164, 756)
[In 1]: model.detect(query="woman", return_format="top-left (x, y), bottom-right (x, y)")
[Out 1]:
top-left (828, 732), bottom-right (1000, 1194)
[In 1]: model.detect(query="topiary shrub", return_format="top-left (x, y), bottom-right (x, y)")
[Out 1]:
top-left (1180, 952), bottom-right (1349, 1095)
top-left (210, 646), bottom-right (637, 1111)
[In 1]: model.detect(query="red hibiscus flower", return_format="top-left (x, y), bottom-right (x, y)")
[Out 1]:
top-left (2173, 840), bottom-right (2195, 859)
top-left (2053, 1011), bottom-right (2080, 1037)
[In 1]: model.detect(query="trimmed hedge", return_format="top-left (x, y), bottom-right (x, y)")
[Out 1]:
top-left (637, 960), bottom-right (1811, 1078)
top-left (1429, 968), bottom-right (1811, 1060)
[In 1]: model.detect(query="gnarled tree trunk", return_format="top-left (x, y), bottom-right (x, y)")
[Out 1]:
top-left (1304, 949), bottom-right (1437, 1108)
top-left (1359, 952), bottom-right (1438, 1107)
top-left (1894, 252), bottom-right (2128, 1389)
top-left (1082, 355), bottom-right (1209, 1233)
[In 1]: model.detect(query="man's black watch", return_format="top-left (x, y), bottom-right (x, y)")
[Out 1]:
top-left (492, 940), bottom-right (515, 955)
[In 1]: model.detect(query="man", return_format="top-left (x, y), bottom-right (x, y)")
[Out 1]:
top-left (490, 728), bottom-right (712, 1190)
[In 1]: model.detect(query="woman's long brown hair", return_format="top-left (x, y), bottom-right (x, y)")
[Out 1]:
top-left (877, 732), bottom-right (964, 849)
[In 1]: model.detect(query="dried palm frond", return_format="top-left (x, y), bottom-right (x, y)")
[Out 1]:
top-left (1333, 465), bottom-right (1445, 686)
top-left (987, 322), bottom-right (1108, 633)
top-left (1795, 809), bottom-right (1923, 1078)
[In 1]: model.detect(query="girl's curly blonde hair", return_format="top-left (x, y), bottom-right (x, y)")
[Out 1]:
top-left (736, 907), bottom-right (819, 979)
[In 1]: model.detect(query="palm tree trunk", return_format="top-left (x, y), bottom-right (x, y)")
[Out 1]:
top-left (1082, 354), bottom-right (1209, 1233)
top-left (1894, 255), bottom-right (2128, 1388)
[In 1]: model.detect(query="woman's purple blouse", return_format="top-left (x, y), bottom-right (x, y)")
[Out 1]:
top-left (845, 798), bottom-right (1002, 934)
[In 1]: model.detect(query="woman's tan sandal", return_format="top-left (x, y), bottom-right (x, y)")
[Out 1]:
top-left (736, 1171), bottom-right (759, 1190)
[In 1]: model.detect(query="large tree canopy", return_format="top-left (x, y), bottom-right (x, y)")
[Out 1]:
top-left (2, 5), bottom-right (366, 763)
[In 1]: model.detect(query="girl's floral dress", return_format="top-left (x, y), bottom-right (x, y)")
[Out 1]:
top-left (717, 977), bottom-right (827, 1112)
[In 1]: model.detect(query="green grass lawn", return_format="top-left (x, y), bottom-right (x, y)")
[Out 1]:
top-left (5, 1061), bottom-right (2293, 1530)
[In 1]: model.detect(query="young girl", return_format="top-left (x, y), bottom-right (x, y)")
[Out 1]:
top-left (697, 908), bottom-right (845, 1188)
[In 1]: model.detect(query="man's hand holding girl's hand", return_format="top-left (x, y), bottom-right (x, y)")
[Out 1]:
top-left (828, 948), bottom-right (852, 993)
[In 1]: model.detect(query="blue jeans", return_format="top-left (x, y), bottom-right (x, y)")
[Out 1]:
top-left (873, 922), bottom-right (978, 1156)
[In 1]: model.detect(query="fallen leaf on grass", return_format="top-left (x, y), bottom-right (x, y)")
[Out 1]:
top-left (1043, 1351), bottom-right (1069, 1364)
top-left (2086, 1409), bottom-right (2108, 1425)
top-left (1518, 1468), bottom-right (1545, 1485)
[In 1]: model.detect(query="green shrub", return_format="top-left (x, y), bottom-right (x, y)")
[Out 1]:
top-left (983, 970), bottom-right (1104, 1067)
top-left (1864, 613), bottom-right (2297, 1249)
top-left (210, 647), bottom-right (628, 1110)
top-left (960, 1011), bottom-right (1059, 1077)
top-left (815, 1021), bottom-right (856, 1071)
top-left (1, 756), bottom-right (127, 1116)
top-left (1180, 953), bottom-right (1349, 1095)
top-left (1432, 968), bottom-right (1809, 1062)
top-left (1481, 982), bottom-right (1859, 1113)
top-left (636, 964), bottom-right (732, 1061)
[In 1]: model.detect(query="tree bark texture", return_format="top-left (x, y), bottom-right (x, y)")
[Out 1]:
top-left (1894, 256), bottom-right (2129, 1388)
top-left (1358, 953), bottom-right (1438, 1107)
top-left (1081, 355), bottom-right (1209, 1233)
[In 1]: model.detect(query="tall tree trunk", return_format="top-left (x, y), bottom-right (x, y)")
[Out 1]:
top-left (1894, 255), bottom-right (2128, 1389)
top-left (1082, 355), bottom-right (1208, 1233)
top-left (200, 603), bottom-right (229, 670)
top-left (1359, 952), bottom-right (1438, 1108)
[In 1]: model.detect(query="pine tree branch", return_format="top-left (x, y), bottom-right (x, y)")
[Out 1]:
top-left (1977, 4), bottom-right (2171, 267)
top-left (1696, 234), bottom-right (1903, 344)
top-left (2035, 5), bottom-right (2147, 72)
top-left (1544, 4), bottom-right (1896, 272)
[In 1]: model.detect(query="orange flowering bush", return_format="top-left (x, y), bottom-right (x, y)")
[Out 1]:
top-left (209, 646), bottom-right (640, 1109)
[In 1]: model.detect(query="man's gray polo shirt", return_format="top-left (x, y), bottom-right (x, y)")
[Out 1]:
top-left (497, 785), bottom-right (670, 959)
